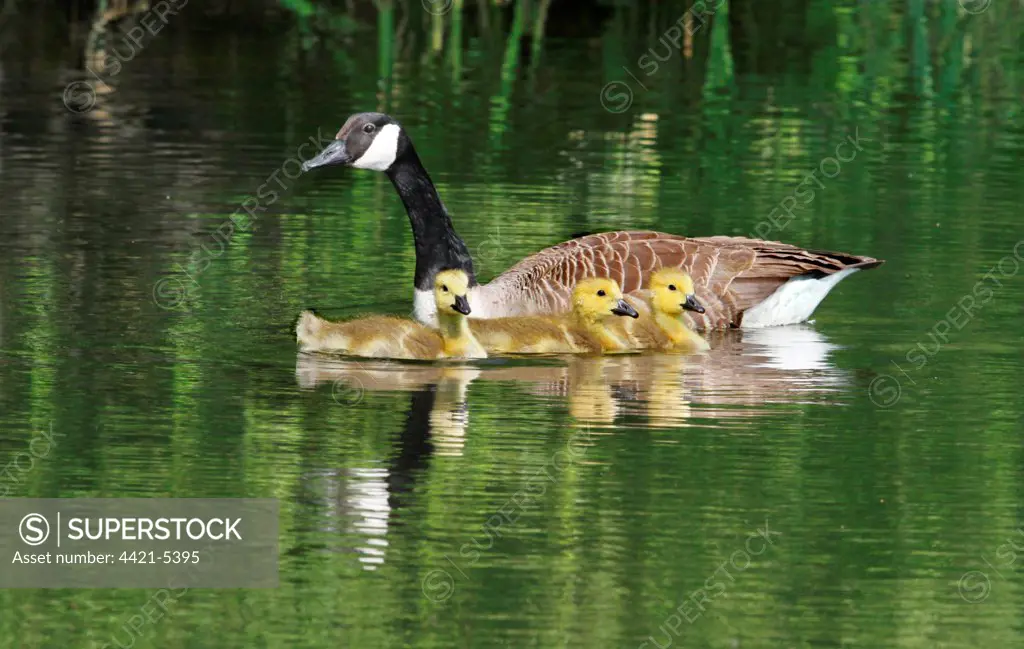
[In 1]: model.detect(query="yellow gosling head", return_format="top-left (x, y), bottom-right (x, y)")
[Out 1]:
top-left (434, 269), bottom-right (472, 317)
top-left (649, 267), bottom-right (705, 316)
top-left (572, 277), bottom-right (639, 321)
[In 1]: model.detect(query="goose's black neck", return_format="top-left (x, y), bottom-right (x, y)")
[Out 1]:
top-left (386, 151), bottom-right (476, 291)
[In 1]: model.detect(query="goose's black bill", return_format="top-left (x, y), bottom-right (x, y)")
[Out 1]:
top-left (453, 295), bottom-right (472, 316)
top-left (683, 294), bottom-right (705, 314)
top-left (611, 300), bottom-right (639, 318)
top-left (302, 140), bottom-right (351, 171)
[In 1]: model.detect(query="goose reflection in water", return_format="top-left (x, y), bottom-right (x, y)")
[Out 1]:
top-left (294, 324), bottom-right (849, 570)
top-left (294, 387), bottom-right (440, 572)
top-left (300, 468), bottom-right (390, 571)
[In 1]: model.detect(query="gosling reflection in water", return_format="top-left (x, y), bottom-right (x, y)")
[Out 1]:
top-left (295, 323), bottom-right (849, 428)
top-left (297, 362), bottom-right (485, 455)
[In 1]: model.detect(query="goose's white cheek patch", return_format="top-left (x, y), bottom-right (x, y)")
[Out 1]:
top-left (352, 124), bottom-right (401, 171)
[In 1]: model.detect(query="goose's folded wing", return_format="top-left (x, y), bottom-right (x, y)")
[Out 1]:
top-left (484, 231), bottom-right (882, 328)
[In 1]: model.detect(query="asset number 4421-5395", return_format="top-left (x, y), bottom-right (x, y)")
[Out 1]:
top-left (119, 550), bottom-right (200, 564)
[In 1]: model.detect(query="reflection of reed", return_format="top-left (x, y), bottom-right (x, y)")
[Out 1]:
top-left (80, 0), bottom-right (152, 119)
top-left (295, 324), bottom-right (850, 429)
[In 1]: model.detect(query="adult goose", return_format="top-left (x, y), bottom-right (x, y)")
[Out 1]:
top-left (302, 112), bottom-right (883, 330)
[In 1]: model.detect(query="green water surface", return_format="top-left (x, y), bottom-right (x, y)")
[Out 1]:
top-left (0, 3), bottom-right (1022, 648)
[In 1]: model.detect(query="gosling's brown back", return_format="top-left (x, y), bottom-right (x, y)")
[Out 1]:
top-left (468, 315), bottom-right (602, 354)
top-left (297, 312), bottom-right (445, 358)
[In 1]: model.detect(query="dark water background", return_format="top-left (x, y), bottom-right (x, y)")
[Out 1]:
top-left (0, 1), bottom-right (1023, 647)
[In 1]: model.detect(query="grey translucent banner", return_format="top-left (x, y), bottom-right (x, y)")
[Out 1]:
top-left (0, 499), bottom-right (278, 588)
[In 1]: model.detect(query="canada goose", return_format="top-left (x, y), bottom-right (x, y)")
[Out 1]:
top-left (468, 277), bottom-right (640, 355)
top-left (296, 269), bottom-right (486, 360)
top-left (302, 112), bottom-right (883, 329)
top-left (615, 267), bottom-right (711, 352)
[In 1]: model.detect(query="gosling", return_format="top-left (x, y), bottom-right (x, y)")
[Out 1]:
top-left (469, 277), bottom-right (639, 354)
top-left (296, 269), bottom-right (486, 360)
top-left (615, 267), bottom-right (710, 352)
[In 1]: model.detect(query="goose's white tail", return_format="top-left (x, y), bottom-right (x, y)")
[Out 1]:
top-left (740, 268), bottom-right (859, 328)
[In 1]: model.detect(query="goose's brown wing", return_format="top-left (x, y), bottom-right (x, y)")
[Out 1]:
top-left (484, 231), bottom-right (882, 328)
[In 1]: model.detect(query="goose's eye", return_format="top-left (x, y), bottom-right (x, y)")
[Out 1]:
top-left (668, 284), bottom-right (677, 291)
top-left (597, 290), bottom-right (606, 297)
top-left (363, 123), bottom-right (376, 134)
top-left (442, 285), bottom-right (449, 293)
